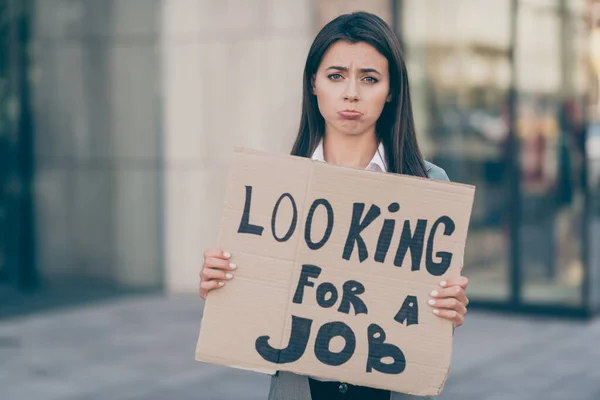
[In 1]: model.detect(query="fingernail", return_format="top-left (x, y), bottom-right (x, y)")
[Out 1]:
top-left (433, 309), bottom-right (440, 315)
top-left (430, 290), bottom-right (438, 297)
top-left (218, 282), bottom-right (225, 287)
top-left (225, 273), bottom-right (233, 279)
top-left (440, 281), bottom-right (447, 287)
top-left (223, 251), bottom-right (231, 259)
top-left (428, 299), bottom-right (436, 306)
top-left (229, 263), bottom-right (237, 270)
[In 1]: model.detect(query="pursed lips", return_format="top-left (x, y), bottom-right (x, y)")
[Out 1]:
top-left (338, 110), bottom-right (363, 120)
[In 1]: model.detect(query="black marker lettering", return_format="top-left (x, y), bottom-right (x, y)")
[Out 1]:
top-left (293, 264), bottom-right (321, 304)
top-left (426, 216), bottom-right (455, 276)
top-left (394, 295), bottom-right (419, 326)
top-left (305, 199), bottom-right (334, 250)
top-left (314, 321), bottom-right (356, 366)
top-left (343, 203), bottom-right (381, 262)
top-left (366, 324), bottom-right (406, 374)
top-left (316, 282), bottom-right (338, 308)
top-left (374, 203), bottom-right (400, 263)
top-left (338, 280), bottom-right (368, 315)
top-left (255, 315), bottom-right (312, 364)
top-left (238, 185), bottom-right (264, 235)
top-left (394, 219), bottom-right (427, 270)
top-left (271, 193), bottom-right (298, 242)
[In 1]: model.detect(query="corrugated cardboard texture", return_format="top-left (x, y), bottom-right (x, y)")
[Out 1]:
top-left (196, 148), bottom-right (476, 396)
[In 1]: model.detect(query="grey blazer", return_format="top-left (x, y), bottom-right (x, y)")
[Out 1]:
top-left (267, 161), bottom-right (449, 400)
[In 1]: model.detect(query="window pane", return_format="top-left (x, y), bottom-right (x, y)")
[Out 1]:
top-left (516, 0), bottom-right (587, 305)
top-left (588, 0), bottom-right (600, 309)
top-left (400, 0), bottom-right (513, 301)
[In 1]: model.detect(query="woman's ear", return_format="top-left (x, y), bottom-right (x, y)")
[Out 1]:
top-left (386, 93), bottom-right (392, 102)
top-left (311, 76), bottom-right (316, 94)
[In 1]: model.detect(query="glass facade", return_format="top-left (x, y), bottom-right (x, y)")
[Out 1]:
top-left (0, 0), bottom-right (35, 289)
top-left (1, 0), bottom-right (163, 296)
top-left (589, 0), bottom-right (600, 311)
top-left (516, 0), bottom-right (588, 306)
top-left (398, 0), bottom-right (595, 315)
top-left (30, 0), bottom-right (163, 291)
top-left (400, 0), bottom-right (514, 301)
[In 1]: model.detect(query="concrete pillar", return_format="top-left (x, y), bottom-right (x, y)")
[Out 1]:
top-left (161, 0), bottom-right (314, 293)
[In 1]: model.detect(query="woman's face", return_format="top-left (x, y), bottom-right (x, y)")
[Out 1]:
top-left (312, 40), bottom-right (391, 138)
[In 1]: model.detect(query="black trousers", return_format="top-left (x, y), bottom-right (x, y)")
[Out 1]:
top-left (308, 378), bottom-right (391, 400)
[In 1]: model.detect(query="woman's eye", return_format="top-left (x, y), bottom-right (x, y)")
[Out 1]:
top-left (363, 76), bottom-right (378, 84)
top-left (328, 73), bottom-right (343, 80)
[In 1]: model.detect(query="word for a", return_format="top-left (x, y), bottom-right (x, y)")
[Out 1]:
top-left (254, 264), bottom-right (419, 372)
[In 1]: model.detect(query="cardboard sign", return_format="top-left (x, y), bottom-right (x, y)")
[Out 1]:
top-left (195, 148), bottom-right (475, 396)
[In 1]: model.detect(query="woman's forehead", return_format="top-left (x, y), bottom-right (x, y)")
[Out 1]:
top-left (319, 41), bottom-right (388, 71)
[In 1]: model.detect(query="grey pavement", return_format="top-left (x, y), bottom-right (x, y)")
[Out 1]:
top-left (1, 294), bottom-right (599, 400)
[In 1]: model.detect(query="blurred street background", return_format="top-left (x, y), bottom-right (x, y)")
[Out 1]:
top-left (2, 294), bottom-right (600, 400)
top-left (1, 0), bottom-right (600, 399)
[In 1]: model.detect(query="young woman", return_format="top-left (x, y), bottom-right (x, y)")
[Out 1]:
top-left (199, 12), bottom-right (469, 400)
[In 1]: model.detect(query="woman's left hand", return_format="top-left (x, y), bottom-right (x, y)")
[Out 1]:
top-left (428, 276), bottom-right (469, 328)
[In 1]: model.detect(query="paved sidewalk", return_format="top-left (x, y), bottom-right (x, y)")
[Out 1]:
top-left (1, 294), bottom-right (598, 400)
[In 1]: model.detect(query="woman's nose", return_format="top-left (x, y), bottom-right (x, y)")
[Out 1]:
top-left (344, 80), bottom-right (360, 101)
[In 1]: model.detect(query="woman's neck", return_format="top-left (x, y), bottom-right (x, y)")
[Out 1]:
top-left (322, 128), bottom-right (378, 169)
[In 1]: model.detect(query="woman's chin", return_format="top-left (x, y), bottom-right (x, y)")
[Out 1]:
top-left (338, 128), bottom-right (370, 137)
top-left (330, 124), bottom-right (369, 137)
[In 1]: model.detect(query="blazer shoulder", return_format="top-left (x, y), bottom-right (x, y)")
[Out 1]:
top-left (424, 160), bottom-right (450, 182)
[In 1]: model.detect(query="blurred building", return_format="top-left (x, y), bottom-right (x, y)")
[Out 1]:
top-left (1, 0), bottom-right (599, 317)
top-left (401, 0), bottom-right (597, 317)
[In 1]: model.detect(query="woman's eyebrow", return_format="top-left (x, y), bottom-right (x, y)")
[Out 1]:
top-left (325, 66), bottom-right (382, 75)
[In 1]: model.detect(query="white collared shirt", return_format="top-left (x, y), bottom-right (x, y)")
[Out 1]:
top-left (311, 140), bottom-right (388, 172)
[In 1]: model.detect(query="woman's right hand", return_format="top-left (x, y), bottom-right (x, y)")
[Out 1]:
top-left (199, 248), bottom-right (237, 300)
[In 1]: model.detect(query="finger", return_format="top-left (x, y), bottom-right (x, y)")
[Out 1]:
top-left (200, 280), bottom-right (226, 290)
top-left (432, 308), bottom-right (464, 327)
top-left (204, 257), bottom-right (237, 271)
top-left (428, 298), bottom-right (467, 316)
top-left (200, 267), bottom-right (235, 282)
top-left (199, 280), bottom-right (226, 297)
top-left (430, 285), bottom-right (468, 305)
top-left (440, 276), bottom-right (468, 289)
top-left (204, 249), bottom-right (232, 260)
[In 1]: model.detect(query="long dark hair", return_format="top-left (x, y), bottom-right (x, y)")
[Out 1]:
top-left (290, 11), bottom-right (428, 177)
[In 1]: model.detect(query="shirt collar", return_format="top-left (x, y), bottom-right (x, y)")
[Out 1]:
top-left (311, 139), bottom-right (387, 172)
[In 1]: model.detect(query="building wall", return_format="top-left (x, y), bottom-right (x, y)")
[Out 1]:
top-left (27, 0), bottom-right (396, 294)
top-left (30, 0), bottom-right (162, 288)
top-left (315, 0), bottom-right (392, 26)
top-left (161, 0), bottom-right (316, 292)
